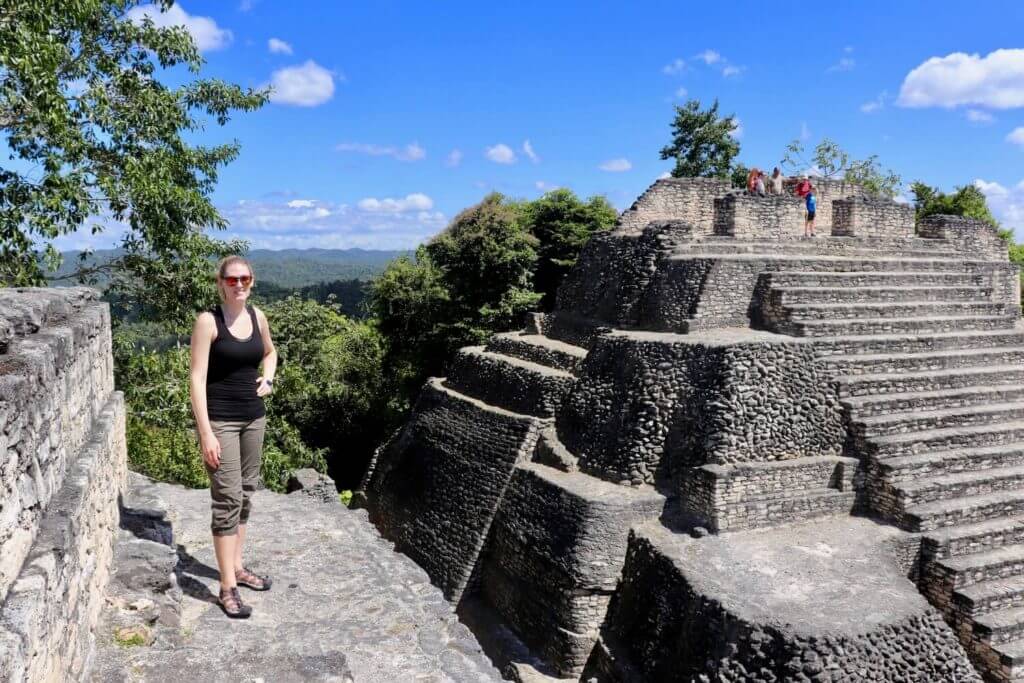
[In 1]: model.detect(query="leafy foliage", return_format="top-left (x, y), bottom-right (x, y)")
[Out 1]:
top-left (520, 189), bottom-right (616, 309)
top-left (781, 138), bottom-right (901, 197)
top-left (0, 0), bottom-right (265, 328)
top-left (659, 99), bottom-right (740, 179)
top-left (910, 182), bottom-right (1000, 229)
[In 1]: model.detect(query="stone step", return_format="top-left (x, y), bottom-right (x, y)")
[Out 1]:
top-left (936, 543), bottom-right (1024, 589)
top-left (772, 285), bottom-right (993, 305)
top-left (837, 364), bottom-right (1024, 398)
top-left (444, 347), bottom-right (575, 418)
top-left (880, 445), bottom-right (1024, 483)
top-left (954, 575), bottom-right (1024, 618)
top-left (683, 244), bottom-right (966, 259)
top-left (825, 347), bottom-right (1024, 377)
top-left (716, 489), bottom-right (856, 532)
top-left (904, 491), bottom-right (1024, 532)
top-left (713, 255), bottom-right (990, 273)
top-left (766, 270), bottom-right (988, 289)
top-left (854, 401), bottom-right (1024, 438)
top-left (784, 315), bottom-right (1016, 338)
top-left (987, 639), bottom-right (1024, 679)
top-left (784, 301), bottom-right (1010, 322)
top-left (925, 516), bottom-right (1024, 560)
top-left (813, 329), bottom-right (1024, 357)
top-left (484, 332), bottom-right (588, 375)
top-left (975, 605), bottom-right (1024, 645)
top-left (866, 419), bottom-right (1024, 460)
top-left (844, 384), bottom-right (1024, 419)
top-left (895, 463), bottom-right (1024, 507)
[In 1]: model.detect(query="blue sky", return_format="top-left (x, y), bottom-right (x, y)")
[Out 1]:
top-left (52, 1), bottom-right (1024, 250)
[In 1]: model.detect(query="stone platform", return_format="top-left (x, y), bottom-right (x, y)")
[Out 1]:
top-left (585, 517), bottom-right (982, 681)
top-left (90, 474), bottom-right (500, 682)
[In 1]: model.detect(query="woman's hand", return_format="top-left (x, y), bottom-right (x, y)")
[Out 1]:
top-left (256, 376), bottom-right (273, 397)
top-left (200, 431), bottom-right (221, 470)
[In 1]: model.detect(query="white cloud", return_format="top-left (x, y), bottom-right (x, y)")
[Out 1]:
top-left (898, 49), bottom-right (1024, 109)
top-left (976, 178), bottom-right (1024, 237)
top-left (827, 57), bottom-right (856, 73)
top-left (1008, 127), bottom-right (1024, 147)
top-left (268, 60), bottom-right (335, 106)
top-left (657, 171), bottom-right (672, 180)
top-left (730, 117), bottom-right (744, 139)
top-left (286, 199), bottom-right (316, 208)
top-left (800, 121), bottom-right (811, 141)
top-left (966, 109), bottom-right (995, 123)
top-left (126, 3), bottom-right (232, 52)
top-left (336, 142), bottom-right (426, 162)
top-left (674, 86), bottom-right (688, 99)
top-left (598, 158), bottom-right (632, 172)
top-left (268, 38), bottom-right (293, 55)
top-left (238, 0), bottom-right (255, 11)
top-left (445, 149), bottom-right (463, 167)
top-left (357, 193), bottom-right (434, 214)
top-left (522, 140), bottom-right (539, 163)
top-left (485, 143), bottom-right (517, 164)
top-left (215, 196), bottom-right (447, 249)
top-left (860, 92), bottom-right (887, 114)
top-left (662, 58), bottom-right (686, 75)
top-left (722, 65), bottom-right (743, 78)
top-left (695, 49), bottom-right (721, 65)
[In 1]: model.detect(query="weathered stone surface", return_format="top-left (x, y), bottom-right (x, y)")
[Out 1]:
top-left (91, 474), bottom-right (500, 682)
top-left (0, 287), bottom-right (125, 683)
top-left (286, 467), bottom-right (339, 504)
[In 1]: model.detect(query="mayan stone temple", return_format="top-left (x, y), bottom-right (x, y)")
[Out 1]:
top-left (359, 177), bottom-right (1024, 682)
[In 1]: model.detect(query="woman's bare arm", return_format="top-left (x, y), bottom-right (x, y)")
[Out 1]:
top-left (254, 307), bottom-right (277, 397)
top-left (189, 312), bottom-right (220, 467)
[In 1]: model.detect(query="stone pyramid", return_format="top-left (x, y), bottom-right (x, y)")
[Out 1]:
top-left (359, 177), bottom-right (1024, 681)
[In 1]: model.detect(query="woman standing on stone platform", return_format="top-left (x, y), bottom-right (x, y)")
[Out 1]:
top-left (189, 255), bottom-right (277, 619)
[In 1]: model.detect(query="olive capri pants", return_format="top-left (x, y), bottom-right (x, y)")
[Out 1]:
top-left (206, 416), bottom-right (267, 536)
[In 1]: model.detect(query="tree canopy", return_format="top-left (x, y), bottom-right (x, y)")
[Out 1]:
top-left (659, 99), bottom-right (740, 179)
top-left (0, 0), bottom-right (265, 328)
top-left (781, 138), bottom-right (901, 197)
top-left (910, 182), bottom-right (1000, 229)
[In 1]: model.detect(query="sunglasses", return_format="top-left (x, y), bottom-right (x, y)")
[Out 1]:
top-left (222, 275), bottom-right (253, 287)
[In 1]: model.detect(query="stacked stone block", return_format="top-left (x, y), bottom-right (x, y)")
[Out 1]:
top-left (783, 176), bottom-right (868, 232)
top-left (616, 177), bottom-right (730, 234)
top-left (0, 288), bottom-right (126, 682)
top-left (832, 196), bottom-right (915, 238)
top-left (713, 192), bottom-right (806, 238)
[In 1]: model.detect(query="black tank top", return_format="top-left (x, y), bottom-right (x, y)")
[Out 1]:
top-left (206, 305), bottom-right (266, 421)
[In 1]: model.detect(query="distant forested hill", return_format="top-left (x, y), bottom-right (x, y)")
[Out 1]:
top-left (51, 247), bottom-right (406, 288)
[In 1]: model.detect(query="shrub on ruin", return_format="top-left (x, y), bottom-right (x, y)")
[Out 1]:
top-left (659, 99), bottom-right (741, 179)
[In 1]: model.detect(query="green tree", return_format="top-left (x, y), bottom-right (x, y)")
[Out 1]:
top-left (262, 296), bottom-right (395, 487)
top-left (659, 99), bottom-right (740, 179)
top-left (520, 189), bottom-right (617, 310)
top-left (1, 0), bottom-right (265, 328)
top-left (781, 138), bottom-right (901, 197)
top-left (910, 182), bottom-right (1000, 229)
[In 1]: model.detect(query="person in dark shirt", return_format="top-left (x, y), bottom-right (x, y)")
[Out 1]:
top-left (189, 255), bottom-right (278, 618)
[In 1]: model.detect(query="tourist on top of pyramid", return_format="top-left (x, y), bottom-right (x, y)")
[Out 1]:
top-left (746, 167), bottom-right (761, 194)
top-left (189, 255), bottom-right (277, 619)
top-left (794, 175), bottom-right (813, 198)
top-left (754, 170), bottom-right (767, 197)
top-left (804, 184), bottom-right (817, 237)
top-left (769, 167), bottom-right (784, 194)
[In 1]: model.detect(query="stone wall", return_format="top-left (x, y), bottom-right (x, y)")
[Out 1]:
top-left (783, 176), bottom-right (868, 232)
top-left (361, 379), bottom-right (544, 601)
top-left (584, 525), bottom-right (981, 682)
top-left (616, 178), bottom-right (730, 234)
top-left (919, 214), bottom-right (1011, 261)
top-left (713, 192), bottom-right (806, 238)
top-left (832, 196), bottom-right (915, 238)
top-left (0, 287), bottom-right (126, 682)
top-left (556, 331), bottom-right (845, 487)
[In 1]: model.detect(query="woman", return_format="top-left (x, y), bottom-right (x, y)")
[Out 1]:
top-left (189, 255), bottom-right (277, 618)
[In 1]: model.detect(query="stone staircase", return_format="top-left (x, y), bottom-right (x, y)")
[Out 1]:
top-left (762, 256), bottom-right (1024, 681)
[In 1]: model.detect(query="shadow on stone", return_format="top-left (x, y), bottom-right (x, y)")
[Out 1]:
top-left (173, 544), bottom-right (220, 605)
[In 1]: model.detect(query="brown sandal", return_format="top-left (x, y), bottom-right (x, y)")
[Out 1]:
top-left (235, 566), bottom-right (272, 591)
top-left (218, 587), bottom-right (252, 619)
